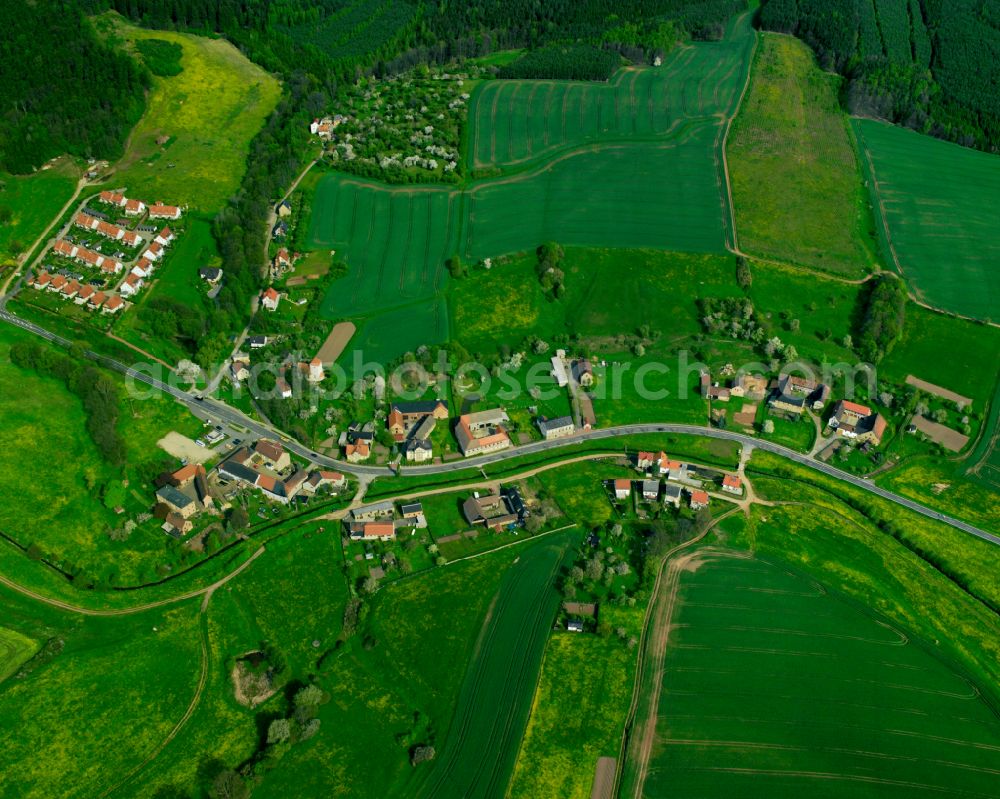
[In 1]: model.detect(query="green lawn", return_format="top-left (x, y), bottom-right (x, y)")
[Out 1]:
top-left (0, 158), bottom-right (79, 263)
top-left (95, 13), bottom-right (282, 214)
top-left (855, 117), bottom-right (1000, 321)
top-left (728, 33), bottom-right (876, 276)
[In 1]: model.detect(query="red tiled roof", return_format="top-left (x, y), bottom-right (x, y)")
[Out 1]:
top-left (690, 490), bottom-right (710, 504)
top-left (363, 522), bottom-right (395, 538)
top-left (104, 295), bottom-right (124, 311)
top-left (614, 479), bottom-right (631, 491)
top-left (841, 400), bottom-right (872, 417)
top-left (723, 474), bottom-right (741, 489)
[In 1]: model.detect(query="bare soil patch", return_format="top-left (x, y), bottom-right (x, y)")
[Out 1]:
top-left (906, 375), bottom-right (972, 407)
top-left (590, 756), bottom-right (616, 799)
top-left (316, 321), bottom-right (356, 363)
top-left (911, 415), bottom-right (969, 452)
top-left (157, 432), bottom-right (213, 464)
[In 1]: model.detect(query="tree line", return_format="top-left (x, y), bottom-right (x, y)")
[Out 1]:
top-left (759, 0), bottom-right (1000, 152)
top-left (856, 274), bottom-right (907, 364)
top-left (9, 341), bottom-right (126, 466)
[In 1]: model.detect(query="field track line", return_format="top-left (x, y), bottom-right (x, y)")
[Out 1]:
top-left (505, 82), bottom-right (519, 164)
top-left (720, 16), bottom-right (758, 254)
top-left (691, 766), bottom-right (993, 796)
top-left (525, 82), bottom-right (540, 158)
top-left (0, 547), bottom-right (265, 617)
top-left (542, 83), bottom-right (554, 150)
top-left (397, 194), bottom-right (415, 294)
top-left (420, 195), bottom-right (433, 291)
top-left (374, 194), bottom-right (394, 297)
top-left (489, 84), bottom-right (501, 165)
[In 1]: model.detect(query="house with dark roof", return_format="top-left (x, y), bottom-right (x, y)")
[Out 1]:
top-left (155, 485), bottom-right (196, 518)
top-left (199, 267), bottom-right (223, 284)
top-left (538, 416), bottom-right (574, 441)
top-left (663, 483), bottom-right (683, 508)
top-left (462, 492), bottom-right (519, 531)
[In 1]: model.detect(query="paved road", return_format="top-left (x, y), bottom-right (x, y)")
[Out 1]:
top-left (1, 306), bottom-right (997, 548)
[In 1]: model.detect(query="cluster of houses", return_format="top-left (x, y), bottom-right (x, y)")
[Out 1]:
top-left (218, 439), bottom-right (346, 505)
top-left (29, 270), bottom-right (124, 314)
top-left (30, 191), bottom-right (184, 316)
top-left (98, 190), bottom-right (183, 221)
top-left (549, 350), bottom-right (598, 430)
top-left (344, 499), bottom-right (425, 541)
top-left (462, 485), bottom-right (529, 531)
top-left (610, 450), bottom-right (744, 511)
top-left (388, 400), bottom-right (449, 463)
top-left (702, 370), bottom-right (888, 447)
top-left (154, 463), bottom-right (214, 537)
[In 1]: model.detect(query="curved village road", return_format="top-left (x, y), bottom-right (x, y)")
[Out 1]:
top-left (1, 307), bottom-right (997, 548)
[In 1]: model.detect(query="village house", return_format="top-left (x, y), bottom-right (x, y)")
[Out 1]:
top-left (456, 408), bottom-right (511, 457)
top-left (775, 375), bottom-right (831, 411)
top-left (304, 470), bottom-right (346, 494)
top-left (827, 400), bottom-right (888, 446)
top-left (60, 280), bottom-right (80, 300)
top-left (89, 291), bottom-right (107, 310)
top-left (537, 416), bottom-right (574, 441)
top-left (155, 484), bottom-right (197, 519)
top-left (254, 439), bottom-right (291, 471)
top-left (276, 199), bottom-right (292, 218)
top-left (572, 359), bottom-right (594, 387)
top-left (689, 489), bottom-right (710, 510)
top-left (293, 357), bottom-right (325, 384)
top-left (102, 295), bottom-right (124, 314)
top-left (119, 273), bottom-right (143, 298)
top-left (275, 376), bottom-right (293, 399)
top-left (199, 267), bottom-right (223, 284)
top-left (403, 438), bottom-right (434, 463)
top-left (275, 248), bottom-right (292, 268)
top-left (351, 501), bottom-right (395, 523)
top-left (348, 521), bottom-right (396, 541)
top-left (32, 271), bottom-right (52, 289)
top-left (48, 274), bottom-right (67, 293)
top-left (721, 474), bottom-right (742, 495)
top-left (148, 203), bottom-right (182, 220)
top-left (642, 479), bottom-right (660, 501)
top-left (700, 372), bottom-right (731, 402)
top-left (387, 400), bottom-right (449, 441)
top-left (124, 198), bottom-right (146, 217)
top-left (663, 483), bottom-right (683, 508)
top-left (463, 491), bottom-right (519, 531)
top-left (550, 354), bottom-right (569, 387)
top-left (75, 284), bottom-right (95, 305)
top-left (98, 190), bottom-right (127, 207)
top-left (261, 287), bottom-right (281, 311)
top-left (248, 335), bottom-right (268, 348)
top-left (143, 242), bottom-right (164, 262)
top-left (231, 360), bottom-right (250, 383)
top-left (310, 116), bottom-right (345, 138)
top-left (730, 373), bottom-right (768, 401)
top-left (345, 439), bottom-right (371, 462)
top-left (154, 227), bottom-right (175, 247)
top-left (613, 479), bottom-right (632, 500)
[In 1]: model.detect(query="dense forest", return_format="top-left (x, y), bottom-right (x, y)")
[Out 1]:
top-left (0, 0), bottom-right (149, 173)
top-left (759, 0), bottom-right (1000, 152)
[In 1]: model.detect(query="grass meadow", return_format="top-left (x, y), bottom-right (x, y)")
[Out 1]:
top-left (0, 325), bottom-right (204, 589)
top-left (0, 158), bottom-right (79, 263)
top-left (96, 13), bottom-right (282, 214)
top-left (0, 588), bottom-right (204, 799)
top-left (0, 626), bottom-right (38, 683)
top-left (727, 34), bottom-right (876, 276)
top-left (508, 605), bottom-right (642, 799)
top-left (855, 118), bottom-right (1000, 321)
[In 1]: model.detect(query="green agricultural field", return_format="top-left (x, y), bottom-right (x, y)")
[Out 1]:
top-left (305, 13), bottom-right (756, 365)
top-left (629, 548), bottom-right (1000, 798)
top-left (96, 13), bottom-right (282, 214)
top-left (0, 627), bottom-right (38, 683)
top-left (855, 118), bottom-right (1000, 321)
top-left (412, 530), bottom-right (577, 799)
top-left (467, 15), bottom-right (753, 170)
top-left (727, 33), bottom-right (876, 276)
top-left (0, 158), bottom-right (79, 263)
top-left (509, 605), bottom-right (642, 799)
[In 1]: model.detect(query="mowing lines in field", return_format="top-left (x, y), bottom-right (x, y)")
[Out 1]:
top-left (854, 118), bottom-right (1000, 320)
top-left (637, 552), bottom-right (1000, 798)
top-left (415, 532), bottom-right (576, 799)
